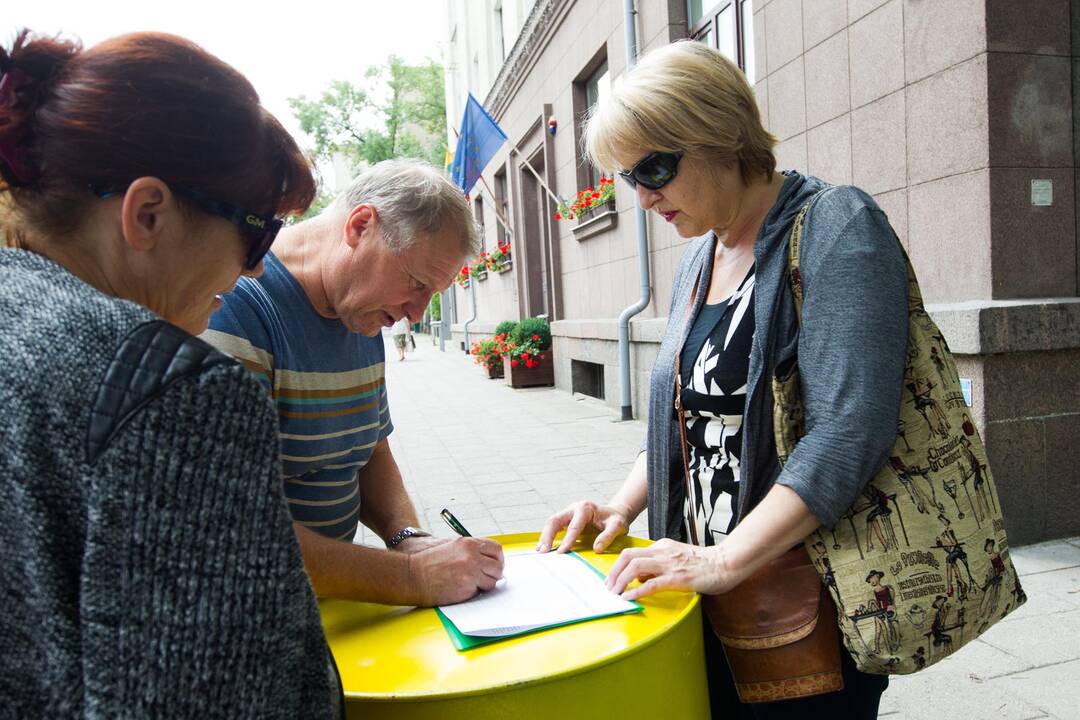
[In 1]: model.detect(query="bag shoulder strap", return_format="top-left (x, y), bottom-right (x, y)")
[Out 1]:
top-left (787, 203), bottom-right (811, 321)
top-left (787, 186), bottom-right (834, 322)
top-left (787, 187), bottom-right (917, 321)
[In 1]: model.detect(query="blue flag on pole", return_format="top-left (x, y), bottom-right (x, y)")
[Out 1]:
top-left (450, 94), bottom-right (507, 196)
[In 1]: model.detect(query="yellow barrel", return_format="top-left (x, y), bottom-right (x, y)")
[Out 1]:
top-left (320, 533), bottom-right (709, 719)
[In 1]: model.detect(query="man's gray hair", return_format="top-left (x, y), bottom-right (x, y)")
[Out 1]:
top-left (335, 159), bottom-right (480, 257)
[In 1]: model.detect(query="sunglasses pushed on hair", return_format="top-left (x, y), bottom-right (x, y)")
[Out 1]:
top-left (92, 184), bottom-right (282, 271)
top-left (618, 151), bottom-right (684, 191)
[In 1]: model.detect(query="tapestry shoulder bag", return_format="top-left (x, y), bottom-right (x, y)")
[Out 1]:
top-left (775, 201), bottom-right (1028, 675)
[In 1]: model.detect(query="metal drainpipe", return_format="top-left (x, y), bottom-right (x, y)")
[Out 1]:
top-left (617, 0), bottom-right (650, 421)
top-left (438, 288), bottom-right (450, 352)
top-left (462, 275), bottom-right (478, 353)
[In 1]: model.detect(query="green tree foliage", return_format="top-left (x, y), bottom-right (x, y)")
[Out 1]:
top-left (288, 56), bottom-right (447, 172)
top-left (288, 188), bottom-right (336, 225)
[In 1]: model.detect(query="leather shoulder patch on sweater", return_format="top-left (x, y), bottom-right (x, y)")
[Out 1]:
top-left (87, 320), bottom-right (234, 464)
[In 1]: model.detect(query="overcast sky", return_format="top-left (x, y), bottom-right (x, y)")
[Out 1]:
top-left (6, 1), bottom-right (448, 153)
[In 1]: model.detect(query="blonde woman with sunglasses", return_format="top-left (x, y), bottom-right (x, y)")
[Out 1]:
top-left (539, 40), bottom-right (907, 719)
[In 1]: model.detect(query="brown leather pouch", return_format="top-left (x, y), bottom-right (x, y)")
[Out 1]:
top-left (701, 546), bottom-right (843, 703)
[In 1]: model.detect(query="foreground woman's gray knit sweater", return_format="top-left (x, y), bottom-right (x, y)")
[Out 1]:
top-left (0, 249), bottom-right (338, 718)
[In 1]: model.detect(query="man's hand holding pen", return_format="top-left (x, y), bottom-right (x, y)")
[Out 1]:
top-left (401, 508), bottom-right (504, 607)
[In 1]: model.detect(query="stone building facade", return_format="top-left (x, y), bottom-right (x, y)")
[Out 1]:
top-left (442, 0), bottom-right (1080, 544)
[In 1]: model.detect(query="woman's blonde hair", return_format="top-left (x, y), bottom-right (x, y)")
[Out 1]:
top-left (584, 40), bottom-right (776, 185)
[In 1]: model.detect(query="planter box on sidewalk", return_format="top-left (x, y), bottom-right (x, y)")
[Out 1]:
top-left (503, 352), bottom-right (554, 388)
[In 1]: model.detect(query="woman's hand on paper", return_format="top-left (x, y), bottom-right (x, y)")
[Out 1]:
top-left (605, 485), bottom-right (824, 600)
top-left (407, 537), bottom-right (505, 606)
top-left (536, 500), bottom-right (631, 554)
top-left (604, 539), bottom-right (743, 601)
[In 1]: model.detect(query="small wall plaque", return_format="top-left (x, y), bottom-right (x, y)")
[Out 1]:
top-left (1031, 179), bottom-right (1053, 207)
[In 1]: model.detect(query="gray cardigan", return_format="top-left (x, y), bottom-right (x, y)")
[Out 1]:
top-left (0, 249), bottom-right (338, 718)
top-left (645, 172), bottom-right (909, 540)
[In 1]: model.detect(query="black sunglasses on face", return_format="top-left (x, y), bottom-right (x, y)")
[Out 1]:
top-left (93, 184), bottom-right (282, 271)
top-left (618, 151), bottom-right (684, 191)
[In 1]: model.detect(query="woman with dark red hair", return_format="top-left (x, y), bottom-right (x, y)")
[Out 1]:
top-left (0, 30), bottom-right (341, 717)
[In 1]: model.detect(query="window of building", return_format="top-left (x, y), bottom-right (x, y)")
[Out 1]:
top-left (493, 167), bottom-right (511, 247)
top-left (688, 0), bottom-right (755, 84)
top-left (448, 25), bottom-right (460, 123)
top-left (572, 49), bottom-right (612, 202)
top-left (581, 61), bottom-right (609, 189)
top-left (473, 195), bottom-right (486, 252)
top-left (585, 62), bottom-right (610, 116)
top-left (494, 1), bottom-right (506, 60)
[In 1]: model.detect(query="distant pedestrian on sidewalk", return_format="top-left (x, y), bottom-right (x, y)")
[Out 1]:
top-left (391, 316), bottom-right (411, 361)
top-left (537, 40), bottom-right (908, 718)
top-left (203, 159), bottom-right (504, 607)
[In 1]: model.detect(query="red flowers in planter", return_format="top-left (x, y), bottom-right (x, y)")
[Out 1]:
top-left (457, 243), bottom-right (513, 285)
top-left (554, 176), bottom-right (615, 220)
top-left (500, 316), bottom-right (554, 388)
top-left (455, 264), bottom-right (472, 285)
top-left (470, 337), bottom-right (505, 371)
top-left (483, 242), bottom-right (512, 272)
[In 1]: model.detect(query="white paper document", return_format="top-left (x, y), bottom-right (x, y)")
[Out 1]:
top-left (438, 551), bottom-right (639, 637)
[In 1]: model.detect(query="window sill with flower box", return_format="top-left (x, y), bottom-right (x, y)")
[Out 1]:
top-left (458, 243), bottom-right (513, 286)
top-left (556, 177), bottom-right (617, 241)
top-left (484, 243), bottom-right (513, 275)
top-left (571, 199), bottom-right (617, 242)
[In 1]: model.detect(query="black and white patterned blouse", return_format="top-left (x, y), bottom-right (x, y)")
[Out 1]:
top-left (678, 267), bottom-right (755, 546)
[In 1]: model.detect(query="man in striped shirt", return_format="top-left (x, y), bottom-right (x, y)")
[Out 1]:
top-left (203, 160), bottom-right (504, 607)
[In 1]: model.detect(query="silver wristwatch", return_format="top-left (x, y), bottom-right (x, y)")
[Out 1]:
top-left (387, 526), bottom-right (432, 549)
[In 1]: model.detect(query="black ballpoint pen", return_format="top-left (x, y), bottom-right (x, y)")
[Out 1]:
top-left (440, 508), bottom-right (472, 537)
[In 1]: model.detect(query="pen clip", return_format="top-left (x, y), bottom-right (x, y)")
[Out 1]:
top-left (440, 508), bottom-right (472, 537)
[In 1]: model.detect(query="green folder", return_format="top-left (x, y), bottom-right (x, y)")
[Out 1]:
top-left (435, 552), bottom-right (644, 651)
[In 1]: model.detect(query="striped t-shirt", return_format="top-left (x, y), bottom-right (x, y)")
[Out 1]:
top-left (203, 252), bottom-right (393, 541)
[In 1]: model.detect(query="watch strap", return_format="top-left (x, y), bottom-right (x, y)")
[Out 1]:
top-left (387, 526), bottom-right (431, 548)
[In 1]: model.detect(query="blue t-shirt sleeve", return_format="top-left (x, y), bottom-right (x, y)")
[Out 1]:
top-left (202, 281), bottom-right (277, 391)
top-left (367, 335), bottom-right (393, 440)
top-left (378, 382), bottom-right (394, 441)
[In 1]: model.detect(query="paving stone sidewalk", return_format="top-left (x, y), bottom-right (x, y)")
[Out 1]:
top-left (372, 332), bottom-right (652, 543)
top-left (378, 333), bottom-right (1080, 719)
